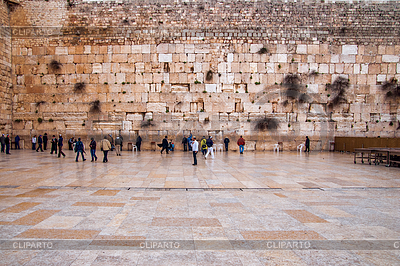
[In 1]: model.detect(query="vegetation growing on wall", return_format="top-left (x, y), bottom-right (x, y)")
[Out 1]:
top-left (327, 76), bottom-right (349, 107)
top-left (381, 78), bottom-right (400, 100)
top-left (89, 100), bottom-right (101, 113)
top-left (74, 82), bottom-right (86, 93)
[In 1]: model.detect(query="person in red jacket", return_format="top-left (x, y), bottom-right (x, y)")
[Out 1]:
top-left (237, 136), bottom-right (245, 154)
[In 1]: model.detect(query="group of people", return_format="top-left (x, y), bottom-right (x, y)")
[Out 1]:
top-left (2, 132), bottom-right (311, 165)
top-left (181, 135), bottom-right (246, 166)
top-left (0, 134), bottom-right (11, 155)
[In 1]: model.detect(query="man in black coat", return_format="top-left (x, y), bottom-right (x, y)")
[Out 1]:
top-left (136, 135), bottom-right (142, 151)
top-left (50, 135), bottom-right (58, 155)
top-left (182, 135), bottom-right (188, 151)
top-left (160, 136), bottom-right (169, 154)
top-left (58, 134), bottom-right (66, 158)
top-left (5, 134), bottom-right (10, 155)
top-left (36, 135), bottom-right (44, 152)
top-left (305, 136), bottom-right (310, 152)
top-left (224, 137), bottom-right (230, 152)
top-left (0, 134), bottom-right (5, 153)
top-left (43, 133), bottom-right (48, 150)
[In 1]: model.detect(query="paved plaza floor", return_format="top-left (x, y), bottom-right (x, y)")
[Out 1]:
top-left (0, 149), bottom-right (399, 265)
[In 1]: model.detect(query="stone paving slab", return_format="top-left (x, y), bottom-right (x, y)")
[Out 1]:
top-left (0, 149), bottom-right (399, 265)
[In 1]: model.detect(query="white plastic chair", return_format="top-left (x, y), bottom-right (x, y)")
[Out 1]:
top-left (216, 144), bottom-right (223, 152)
top-left (273, 144), bottom-right (280, 152)
top-left (297, 144), bottom-right (305, 152)
top-left (132, 145), bottom-right (137, 152)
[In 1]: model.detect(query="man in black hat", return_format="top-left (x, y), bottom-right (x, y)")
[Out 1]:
top-left (161, 136), bottom-right (169, 154)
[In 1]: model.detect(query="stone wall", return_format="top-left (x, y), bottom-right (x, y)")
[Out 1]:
top-left (0, 0), bottom-right (12, 134)
top-left (7, 0), bottom-right (400, 150)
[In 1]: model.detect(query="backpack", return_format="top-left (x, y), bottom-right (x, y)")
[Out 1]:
top-left (75, 141), bottom-right (83, 152)
top-left (206, 138), bottom-right (213, 147)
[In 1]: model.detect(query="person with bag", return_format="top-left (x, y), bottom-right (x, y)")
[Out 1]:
top-left (75, 137), bottom-right (86, 162)
top-left (237, 136), bottom-right (245, 154)
top-left (99, 136), bottom-right (111, 163)
top-left (200, 136), bottom-right (207, 155)
top-left (205, 136), bottom-right (214, 159)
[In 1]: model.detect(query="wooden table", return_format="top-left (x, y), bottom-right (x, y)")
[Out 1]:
top-left (354, 147), bottom-right (400, 167)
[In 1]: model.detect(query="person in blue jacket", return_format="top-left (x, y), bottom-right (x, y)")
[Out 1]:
top-left (75, 138), bottom-right (86, 162)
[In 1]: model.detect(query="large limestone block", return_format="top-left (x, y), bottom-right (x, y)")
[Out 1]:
top-left (342, 45), bottom-right (358, 55)
top-left (147, 103), bottom-right (166, 113)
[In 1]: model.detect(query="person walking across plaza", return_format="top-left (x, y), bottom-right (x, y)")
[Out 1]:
top-left (115, 135), bottom-right (122, 156)
top-left (200, 136), bottom-right (207, 156)
top-left (15, 135), bottom-right (20, 150)
top-left (58, 134), bottom-right (66, 158)
top-left (75, 138), bottom-right (86, 162)
top-left (205, 136), bottom-right (214, 159)
top-left (89, 138), bottom-right (97, 162)
top-left (161, 136), bottom-right (169, 154)
top-left (50, 135), bottom-right (58, 155)
top-left (191, 136), bottom-right (198, 165)
top-left (32, 135), bottom-right (37, 150)
top-left (237, 136), bottom-right (245, 154)
top-left (43, 133), bottom-right (48, 150)
top-left (36, 135), bottom-right (44, 152)
top-left (5, 134), bottom-right (11, 155)
top-left (0, 134), bottom-right (5, 153)
top-left (100, 136), bottom-right (111, 163)
top-left (182, 135), bottom-right (188, 151)
top-left (305, 136), bottom-right (310, 152)
top-left (136, 135), bottom-right (142, 151)
top-left (224, 137), bottom-right (230, 152)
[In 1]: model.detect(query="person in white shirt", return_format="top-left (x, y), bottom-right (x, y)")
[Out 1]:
top-left (32, 135), bottom-right (37, 150)
top-left (191, 136), bottom-right (199, 166)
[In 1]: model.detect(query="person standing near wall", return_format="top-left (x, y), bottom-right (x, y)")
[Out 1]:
top-left (136, 135), bottom-right (142, 151)
top-left (5, 134), bottom-right (10, 155)
top-left (0, 134), bottom-right (5, 153)
top-left (15, 135), bottom-right (20, 150)
top-left (182, 135), bottom-right (188, 151)
top-left (68, 137), bottom-right (74, 150)
top-left (115, 135), bottom-right (122, 156)
top-left (89, 137), bottom-right (97, 162)
top-left (305, 136), bottom-right (310, 152)
top-left (224, 137), bottom-right (230, 152)
top-left (32, 135), bottom-right (37, 150)
top-left (191, 136), bottom-right (198, 165)
top-left (237, 136), bottom-right (245, 154)
top-left (161, 136), bottom-right (169, 154)
top-left (50, 135), bottom-right (58, 155)
top-left (58, 134), bottom-right (66, 158)
top-left (43, 133), bottom-right (48, 150)
top-left (100, 136), bottom-right (111, 163)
